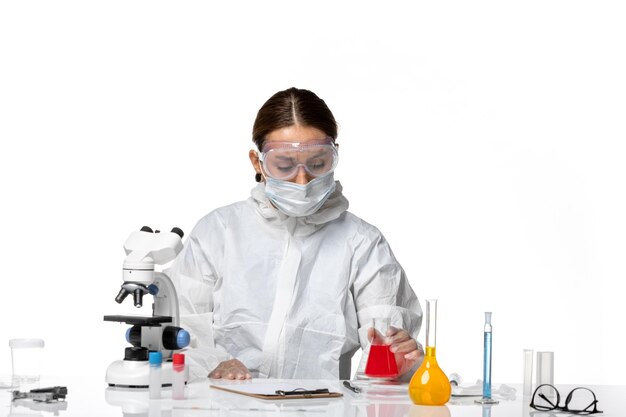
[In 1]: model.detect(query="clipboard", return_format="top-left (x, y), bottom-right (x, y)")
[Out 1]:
top-left (210, 382), bottom-right (343, 400)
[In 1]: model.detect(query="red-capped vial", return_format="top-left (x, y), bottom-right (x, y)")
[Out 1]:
top-left (172, 353), bottom-right (185, 400)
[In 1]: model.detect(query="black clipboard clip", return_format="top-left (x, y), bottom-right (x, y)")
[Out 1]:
top-left (275, 388), bottom-right (330, 398)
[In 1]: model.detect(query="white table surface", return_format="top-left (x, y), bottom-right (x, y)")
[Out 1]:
top-left (1, 376), bottom-right (623, 417)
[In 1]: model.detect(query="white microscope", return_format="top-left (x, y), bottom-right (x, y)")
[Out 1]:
top-left (104, 226), bottom-right (190, 388)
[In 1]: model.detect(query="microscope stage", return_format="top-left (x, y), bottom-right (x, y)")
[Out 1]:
top-left (103, 315), bottom-right (173, 325)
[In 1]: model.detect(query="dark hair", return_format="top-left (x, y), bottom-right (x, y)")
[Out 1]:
top-left (252, 87), bottom-right (338, 150)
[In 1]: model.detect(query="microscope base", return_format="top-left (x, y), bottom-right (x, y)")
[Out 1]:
top-left (105, 359), bottom-right (189, 388)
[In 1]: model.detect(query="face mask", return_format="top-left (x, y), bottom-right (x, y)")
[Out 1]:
top-left (264, 173), bottom-right (336, 217)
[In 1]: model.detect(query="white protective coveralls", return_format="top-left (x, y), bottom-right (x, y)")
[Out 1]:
top-left (167, 181), bottom-right (422, 379)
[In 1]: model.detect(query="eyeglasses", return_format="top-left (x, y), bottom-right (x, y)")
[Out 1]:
top-left (530, 384), bottom-right (603, 415)
top-left (258, 138), bottom-right (338, 181)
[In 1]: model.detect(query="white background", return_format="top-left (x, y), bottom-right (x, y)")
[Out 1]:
top-left (1, 1), bottom-right (624, 386)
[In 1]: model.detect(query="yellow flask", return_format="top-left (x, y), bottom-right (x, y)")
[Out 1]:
top-left (408, 299), bottom-right (451, 405)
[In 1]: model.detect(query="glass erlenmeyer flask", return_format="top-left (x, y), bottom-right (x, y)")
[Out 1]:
top-left (364, 317), bottom-right (399, 378)
top-left (409, 299), bottom-right (451, 405)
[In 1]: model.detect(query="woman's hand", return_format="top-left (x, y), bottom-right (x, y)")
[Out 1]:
top-left (208, 359), bottom-right (252, 380)
top-left (367, 326), bottom-right (423, 376)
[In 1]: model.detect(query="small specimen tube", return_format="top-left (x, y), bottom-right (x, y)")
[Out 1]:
top-left (536, 351), bottom-right (554, 399)
top-left (523, 349), bottom-right (534, 397)
top-left (149, 351), bottom-right (162, 400)
top-left (172, 353), bottom-right (186, 400)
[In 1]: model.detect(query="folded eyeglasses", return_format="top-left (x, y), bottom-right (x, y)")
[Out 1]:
top-left (530, 384), bottom-right (602, 415)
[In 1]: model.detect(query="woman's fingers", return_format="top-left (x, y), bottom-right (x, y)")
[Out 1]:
top-left (385, 328), bottom-right (412, 346)
top-left (404, 349), bottom-right (422, 361)
top-left (368, 327), bottom-right (386, 344)
top-left (390, 338), bottom-right (417, 354)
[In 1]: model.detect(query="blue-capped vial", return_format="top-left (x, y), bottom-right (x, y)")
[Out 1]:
top-left (148, 351), bottom-right (162, 399)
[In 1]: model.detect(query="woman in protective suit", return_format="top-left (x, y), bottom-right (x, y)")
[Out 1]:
top-left (168, 87), bottom-right (424, 380)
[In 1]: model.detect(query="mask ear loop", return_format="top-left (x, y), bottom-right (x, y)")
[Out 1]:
top-left (255, 151), bottom-right (268, 183)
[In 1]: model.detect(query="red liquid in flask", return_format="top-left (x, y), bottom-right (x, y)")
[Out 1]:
top-left (364, 345), bottom-right (398, 378)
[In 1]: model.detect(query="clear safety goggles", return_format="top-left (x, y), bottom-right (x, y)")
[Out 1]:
top-left (258, 139), bottom-right (338, 181)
